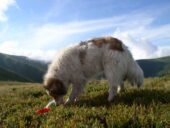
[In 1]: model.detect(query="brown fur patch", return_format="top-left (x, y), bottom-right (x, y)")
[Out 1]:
top-left (43, 78), bottom-right (66, 96)
top-left (79, 49), bottom-right (86, 65)
top-left (90, 36), bottom-right (124, 51)
top-left (105, 37), bottom-right (124, 51)
top-left (90, 37), bottom-right (107, 47)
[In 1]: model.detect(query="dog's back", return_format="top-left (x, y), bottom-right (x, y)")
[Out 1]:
top-left (77, 37), bottom-right (126, 78)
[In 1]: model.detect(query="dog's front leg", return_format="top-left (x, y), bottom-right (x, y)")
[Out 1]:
top-left (117, 82), bottom-right (125, 93)
top-left (65, 84), bottom-right (84, 105)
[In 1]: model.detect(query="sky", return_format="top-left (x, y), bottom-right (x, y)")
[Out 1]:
top-left (0, 0), bottom-right (170, 61)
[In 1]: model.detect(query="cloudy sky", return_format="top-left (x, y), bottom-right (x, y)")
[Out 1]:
top-left (0, 0), bottom-right (170, 60)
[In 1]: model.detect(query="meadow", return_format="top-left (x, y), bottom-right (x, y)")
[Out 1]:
top-left (0, 76), bottom-right (170, 128)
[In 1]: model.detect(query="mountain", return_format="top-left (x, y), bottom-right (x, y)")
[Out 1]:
top-left (0, 52), bottom-right (169, 82)
top-left (137, 56), bottom-right (170, 77)
top-left (0, 53), bottom-right (48, 82)
top-left (0, 66), bottom-right (31, 82)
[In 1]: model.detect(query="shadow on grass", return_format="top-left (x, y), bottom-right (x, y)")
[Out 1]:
top-left (76, 89), bottom-right (170, 107)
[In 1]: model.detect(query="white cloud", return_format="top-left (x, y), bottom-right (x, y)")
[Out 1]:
top-left (113, 31), bottom-right (170, 60)
top-left (0, 40), bottom-right (56, 61)
top-left (0, 0), bottom-right (16, 22)
top-left (26, 13), bottom-right (154, 49)
top-left (0, 12), bottom-right (170, 60)
top-left (156, 46), bottom-right (170, 58)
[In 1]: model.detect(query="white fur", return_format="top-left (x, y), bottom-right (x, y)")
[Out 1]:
top-left (44, 38), bottom-right (144, 104)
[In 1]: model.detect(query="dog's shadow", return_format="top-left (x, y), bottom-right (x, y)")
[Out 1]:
top-left (75, 89), bottom-right (170, 107)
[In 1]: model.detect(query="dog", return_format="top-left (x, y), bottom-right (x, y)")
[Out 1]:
top-left (43, 36), bottom-right (144, 105)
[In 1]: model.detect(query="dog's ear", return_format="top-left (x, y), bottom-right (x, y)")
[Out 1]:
top-left (44, 78), bottom-right (66, 96)
top-left (52, 79), bottom-right (66, 95)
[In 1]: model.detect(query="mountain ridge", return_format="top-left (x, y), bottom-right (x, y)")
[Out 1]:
top-left (0, 53), bottom-right (48, 82)
top-left (137, 56), bottom-right (170, 77)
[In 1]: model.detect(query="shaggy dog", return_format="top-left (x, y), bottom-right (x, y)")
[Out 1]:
top-left (43, 36), bottom-right (144, 105)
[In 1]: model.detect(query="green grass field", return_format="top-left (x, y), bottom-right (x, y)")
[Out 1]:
top-left (0, 76), bottom-right (170, 128)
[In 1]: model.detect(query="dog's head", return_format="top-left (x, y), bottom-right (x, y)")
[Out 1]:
top-left (127, 61), bottom-right (144, 88)
top-left (43, 77), bottom-right (67, 103)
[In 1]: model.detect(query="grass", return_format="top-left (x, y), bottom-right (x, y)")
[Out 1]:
top-left (0, 76), bottom-right (170, 128)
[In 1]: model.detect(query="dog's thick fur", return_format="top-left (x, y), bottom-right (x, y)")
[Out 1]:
top-left (43, 36), bottom-right (144, 104)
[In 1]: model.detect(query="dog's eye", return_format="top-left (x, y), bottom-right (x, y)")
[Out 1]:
top-left (49, 89), bottom-right (57, 96)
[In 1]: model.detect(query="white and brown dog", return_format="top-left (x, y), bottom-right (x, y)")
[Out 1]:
top-left (43, 36), bottom-right (144, 105)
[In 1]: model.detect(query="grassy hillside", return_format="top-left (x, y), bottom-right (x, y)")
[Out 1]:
top-left (0, 66), bottom-right (31, 82)
top-left (0, 76), bottom-right (169, 127)
top-left (0, 53), bottom-right (47, 82)
top-left (137, 56), bottom-right (170, 77)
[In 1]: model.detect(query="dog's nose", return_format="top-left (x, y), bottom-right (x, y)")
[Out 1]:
top-left (53, 96), bottom-right (64, 105)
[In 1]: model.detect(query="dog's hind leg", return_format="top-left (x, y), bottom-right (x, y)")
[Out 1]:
top-left (104, 63), bottom-right (123, 102)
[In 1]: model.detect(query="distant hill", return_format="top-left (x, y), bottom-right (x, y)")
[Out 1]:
top-left (0, 53), bottom-right (48, 82)
top-left (0, 66), bottom-right (31, 82)
top-left (0, 52), bottom-right (169, 82)
top-left (137, 56), bottom-right (170, 77)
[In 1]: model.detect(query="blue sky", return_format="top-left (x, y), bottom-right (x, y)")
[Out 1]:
top-left (0, 0), bottom-right (170, 60)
